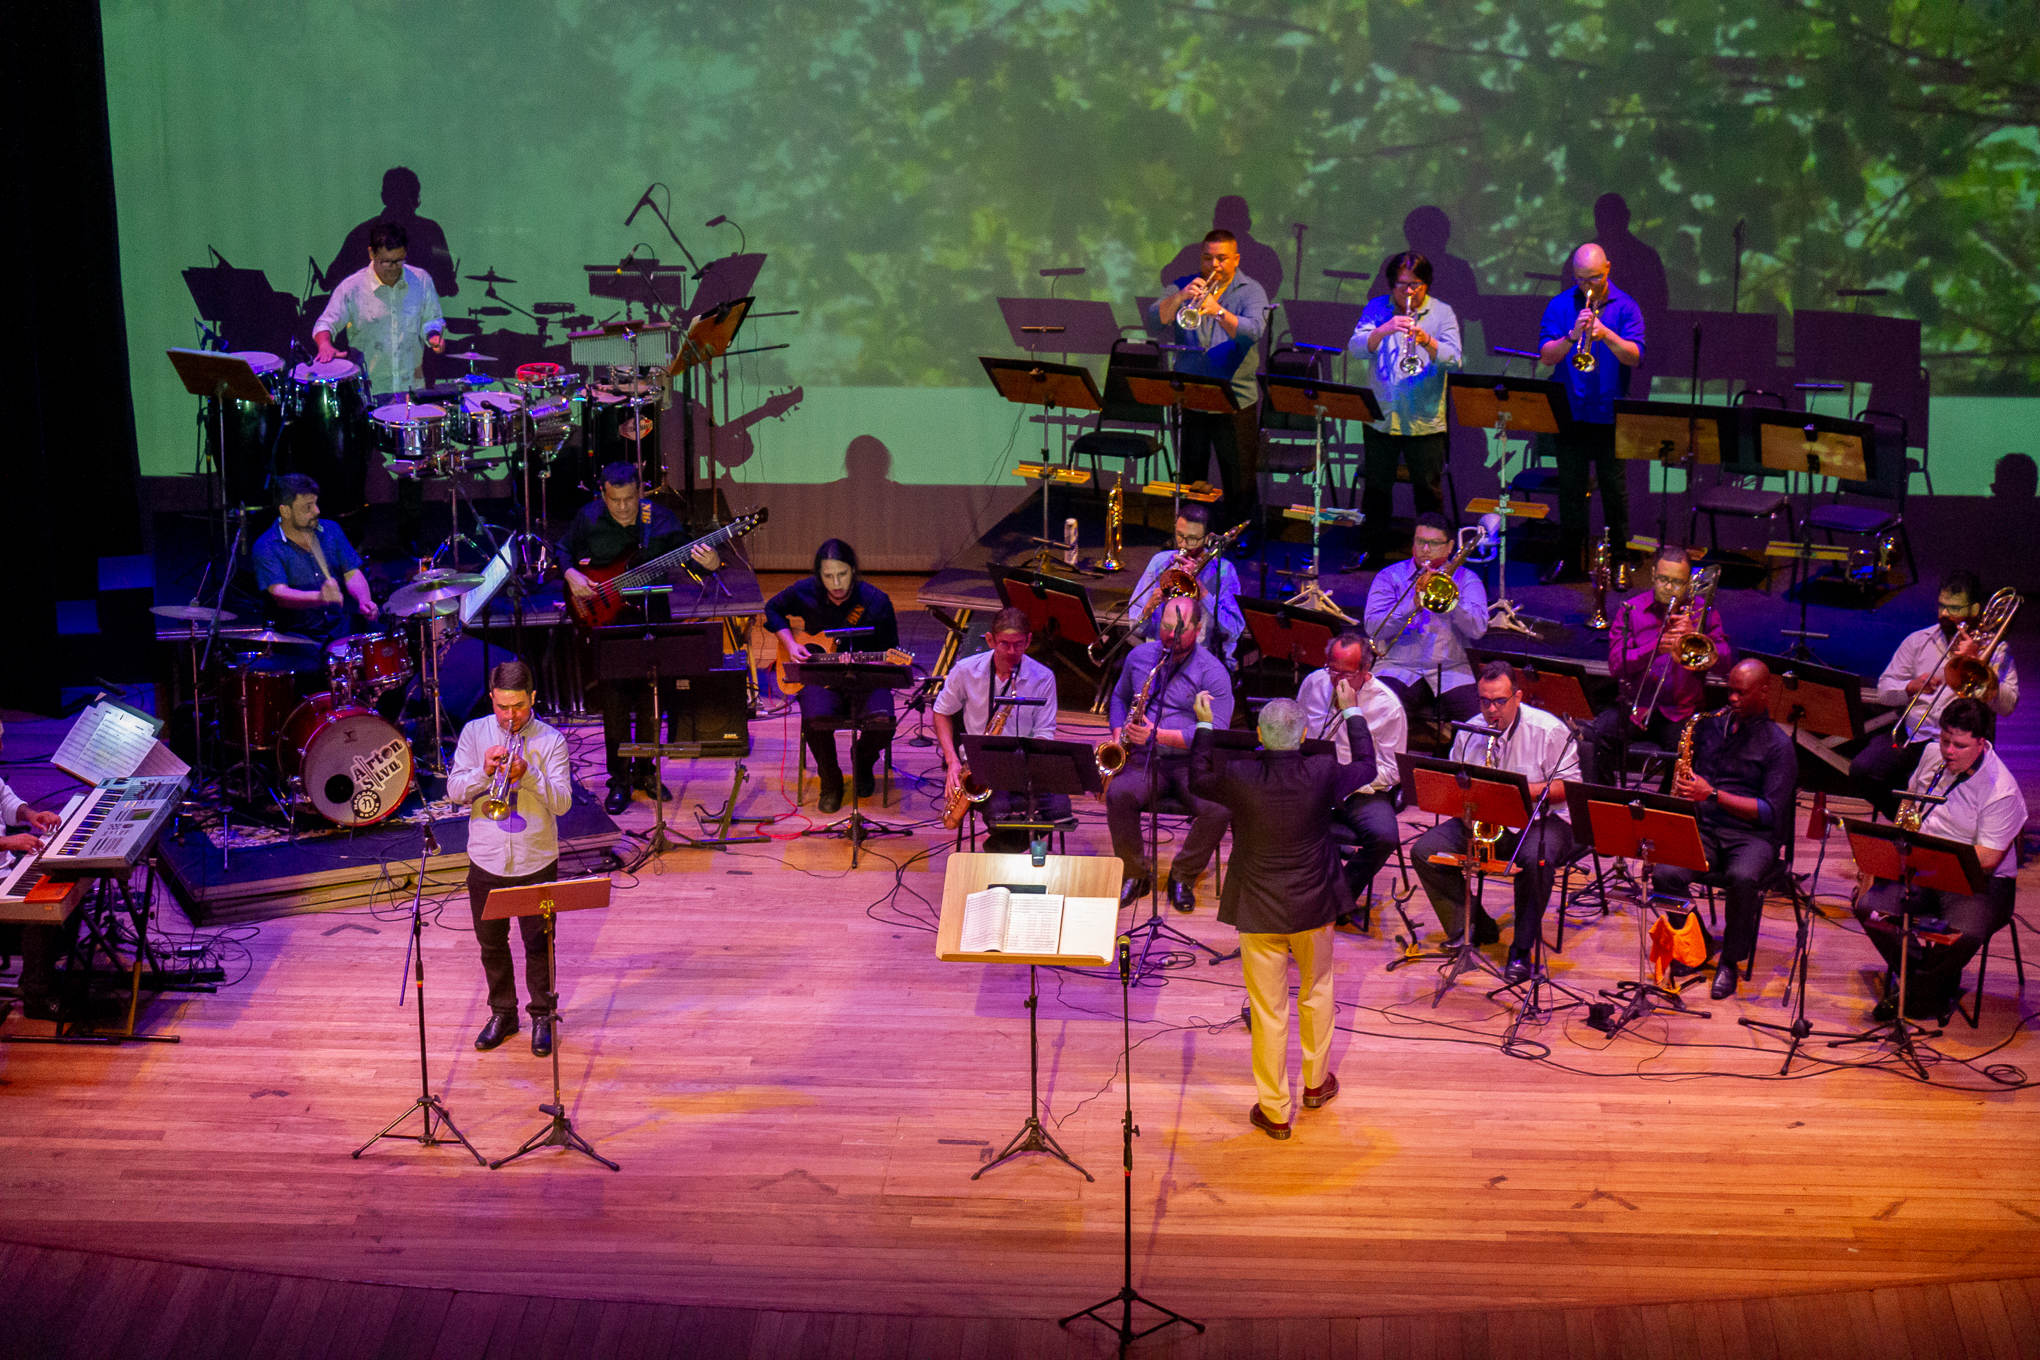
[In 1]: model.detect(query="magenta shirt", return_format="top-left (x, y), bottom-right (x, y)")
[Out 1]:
top-left (1607, 589), bottom-right (1732, 722)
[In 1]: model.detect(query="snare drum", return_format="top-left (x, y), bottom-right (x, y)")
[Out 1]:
top-left (324, 630), bottom-right (413, 700)
top-left (285, 359), bottom-right (371, 512)
top-left (278, 694), bottom-right (415, 826)
top-left (458, 390), bottom-right (523, 447)
top-left (370, 401), bottom-right (452, 473)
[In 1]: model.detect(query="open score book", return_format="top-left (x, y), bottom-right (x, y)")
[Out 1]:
top-left (956, 888), bottom-right (1118, 962)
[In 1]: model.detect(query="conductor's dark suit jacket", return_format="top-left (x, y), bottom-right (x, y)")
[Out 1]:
top-left (1190, 717), bottom-right (1377, 935)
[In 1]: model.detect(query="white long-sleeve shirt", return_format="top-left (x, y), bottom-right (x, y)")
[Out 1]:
top-left (315, 262), bottom-right (445, 395)
top-left (449, 715), bottom-right (573, 877)
top-left (1876, 622), bottom-right (2019, 743)
top-left (0, 777), bottom-right (31, 827)
top-left (1297, 670), bottom-right (1407, 794)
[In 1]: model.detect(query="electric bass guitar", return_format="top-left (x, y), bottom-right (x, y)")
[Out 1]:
top-left (565, 507), bottom-right (769, 631)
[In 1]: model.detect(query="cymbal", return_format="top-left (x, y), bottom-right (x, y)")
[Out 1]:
top-left (389, 575), bottom-right (484, 618)
top-left (465, 269), bottom-right (516, 284)
top-left (532, 303), bottom-right (577, 315)
top-left (221, 627), bottom-right (317, 646)
top-left (446, 350), bottom-right (498, 362)
top-left (152, 604), bottom-right (235, 623)
top-left (413, 567), bottom-right (485, 584)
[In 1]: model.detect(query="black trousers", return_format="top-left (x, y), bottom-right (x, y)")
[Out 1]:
top-left (1653, 820), bottom-right (1778, 966)
top-left (1410, 814), bottom-right (1576, 956)
top-left (1555, 422), bottom-right (1627, 562)
top-left (1179, 404), bottom-right (1261, 533)
top-left (1854, 878), bottom-right (2017, 1016)
top-left (980, 790), bottom-right (1076, 854)
top-left (1849, 731), bottom-right (1928, 821)
top-left (1334, 790), bottom-right (1401, 901)
top-left (797, 684), bottom-right (894, 784)
top-left (468, 860), bottom-right (559, 1019)
top-left (1361, 426), bottom-right (1448, 553)
top-left (1583, 706), bottom-right (1682, 788)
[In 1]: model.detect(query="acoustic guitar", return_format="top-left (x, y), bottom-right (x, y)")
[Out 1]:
top-left (564, 507), bottom-right (769, 631)
top-left (773, 619), bottom-right (913, 697)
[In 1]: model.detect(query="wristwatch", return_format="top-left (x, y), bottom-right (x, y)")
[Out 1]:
top-left (1706, 789), bottom-right (1721, 806)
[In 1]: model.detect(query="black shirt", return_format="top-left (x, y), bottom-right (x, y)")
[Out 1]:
top-left (763, 577), bottom-right (898, 652)
top-left (1691, 712), bottom-right (1797, 846)
top-left (559, 499), bottom-right (695, 571)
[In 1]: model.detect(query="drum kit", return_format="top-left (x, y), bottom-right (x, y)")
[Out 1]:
top-left (151, 563), bottom-right (486, 831)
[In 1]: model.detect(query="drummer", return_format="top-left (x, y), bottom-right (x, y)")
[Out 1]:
top-left (252, 473), bottom-right (380, 644)
top-left (312, 220), bottom-right (446, 395)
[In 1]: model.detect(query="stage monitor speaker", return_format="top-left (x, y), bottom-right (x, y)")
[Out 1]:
top-left (667, 666), bottom-right (751, 757)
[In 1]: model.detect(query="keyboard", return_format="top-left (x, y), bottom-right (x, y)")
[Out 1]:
top-left (37, 775), bottom-right (189, 873)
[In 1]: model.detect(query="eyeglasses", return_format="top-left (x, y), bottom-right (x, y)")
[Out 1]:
top-left (1476, 695), bottom-right (1512, 710)
top-left (1652, 573), bottom-right (1688, 587)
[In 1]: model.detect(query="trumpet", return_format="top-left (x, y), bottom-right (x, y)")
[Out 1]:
top-left (1096, 651), bottom-right (1169, 797)
top-left (1570, 289), bottom-right (1604, 373)
top-left (1394, 291), bottom-right (1426, 378)
top-left (1174, 268), bottom-right (1222, 329)
top-left (1895, 587), bottom-right (2020, 742)
top-left (1100, 474), bottom-right (1124, 573)
top-left (1586, 532), bottom-right (1612, 631)
top-left (476, 730), bottom-right (526, 821)
top-left (1628, 564), bottom-right (1720, 728)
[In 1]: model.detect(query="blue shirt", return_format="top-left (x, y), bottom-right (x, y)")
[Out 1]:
top-left (1538, 283), bottom-right (1646, 424)
top-left (1110, 639), bottom-right (1235, 755)
top-left (1348, 294), bottom-right (1464, 436)
top-left (1146, 271), bottom-right (1270, 408)
top-left (252, 519), bottom-right (363, 639)
top-left (1127, 549), bottom-right (1245, 662)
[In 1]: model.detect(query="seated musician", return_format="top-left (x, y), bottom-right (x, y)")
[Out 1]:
top-left (252, 473), bottom-right (380, 645)
top-left (1851, 570), bottom-right (2020, 821)
top-left (1653, 659), bottom-right (1797, 1000)
top-left (0, 720), bottom-right (68, 1022)
top-left (1583, 544), bottom-right (1730, 787)
top-left (934, 607), bottom-right (1064, 852)
top-left (1105, 596), bottom-right (1233, 911)
top-left (559, 461), bottom-right (720, 815)
top-left (1362, 513), bottom-right (1488, 725)
top-left (1852, 698), bottom-right (2027, 1025)
top-left (1410, 660), bottom-right (1579, 984)
top-left (1297, 631), bottom-right (1408, 929)
top-left (766, 539), bottom-right (900, 815)
top-left (1124, 503), bottom-right (1244, 665)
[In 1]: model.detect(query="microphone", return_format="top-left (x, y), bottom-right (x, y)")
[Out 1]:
top-left (625, 186), bottom-right (657, 227)
top-left (1038, 266), bottom-right (1085, 278)
top-left (1448, 721), bottom-right (1497, 735)
top-left (422, 823), bottom-right (440, 857)
top-left (614, 243), bottom-right (640, 276)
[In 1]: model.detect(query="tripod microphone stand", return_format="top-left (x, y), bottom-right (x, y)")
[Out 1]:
top-left (353, 821), bottom-right (485, 1164)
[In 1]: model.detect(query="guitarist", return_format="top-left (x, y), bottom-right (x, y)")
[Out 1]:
top-left (559, 462), bottom-right (721, 814)
top-left (253, 473), bottom-right (381, 644)
top-left (765, 539), bottom-right (899, 814)
top-left (933, 607), bottom-right (1063, 851)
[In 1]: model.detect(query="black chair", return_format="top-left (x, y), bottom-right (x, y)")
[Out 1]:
top-left (1688, 390), bottom-right (1796, 572)
top-left (1071, 339), bottom-right (1167, 493)
top-left (1682, 848), bottom-right (1810, 983)
top-left (1803, 407), bottom-right (1919, 590)
top-left (1958, 907), bottom-right (2026, 1029)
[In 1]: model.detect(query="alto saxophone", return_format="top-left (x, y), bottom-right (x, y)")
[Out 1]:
top-left (941, 689), bottom-right (1013, 831)
top-left (476, 730), bottom-right (526, 821)
top-left (1095, 651), bottom-right (1168, 798)
top-left (1467, 728), bottom-right (1505, 858)
top-left (1895, 762), bottom-right (1947, 833)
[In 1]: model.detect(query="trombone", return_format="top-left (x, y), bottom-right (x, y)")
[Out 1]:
top-left (1894, 587), bottom-right (2020, 742)
top-left (1628, 565), bottom-right (1720, 728)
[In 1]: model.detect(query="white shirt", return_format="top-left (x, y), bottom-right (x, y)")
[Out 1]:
top-left (1364, 559), bottom-right (1489, 692)
top-left (0, 777), bottom-right (31, 828)
top-left (1877, 622), bottom-right (2019, 742)
top-left (1907, 745), bottom-right (2026, 879)
top-left (934, 650), bottom-right (1058, 740)
top-left (1296, 670), bottom-right (1406, 793)
top-left (315, 262), bottom-right (446, 395)
top-left (1449, 702), bottom-right (1580, 823)
top-left (449, 715), bottom-right (573, 877)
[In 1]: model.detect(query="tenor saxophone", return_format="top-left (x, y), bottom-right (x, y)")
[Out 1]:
top-left (941, 694), bottom-right (1012, 831)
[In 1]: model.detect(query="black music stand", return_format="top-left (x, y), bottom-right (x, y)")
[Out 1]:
top-left (595, 622), bottom-right (750, 863)
top-left (1448, 374), bottom-right (1572, 634)
top-left (1750, 409), bottom-right (1873, 648)
top-left (790, 659), bottom-right (917, 866)
top-left (1613, 399), bottom-right (1734, 548)
top-left (1260, 373), bottom-right (1380, 613)
top-left (1823, 821), bottom-right (1986, 1078)
top-left (957, 735), bottom-right (1100, 859)
top-left (1394, 752), bottom-right (1534, 1004)
top-left (1239, 596), bottom-right (1346, 687)
top-left (981, 357), bottom-right (1105, 568)
top-left (1466, 649), bottom-right (1599, 726)
top-left (1564, 782), bottom-right (1713, 1038)
top-left (995, 298), bottom-right (1122, 356)
top-left (486, 875), bottom-right (618, 1170)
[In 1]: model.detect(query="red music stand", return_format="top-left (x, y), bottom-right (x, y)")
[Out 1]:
top-left (1466, 649), bottom-right (1599, 726)
top-left (483, 875), bottom-right (618, 1171)
top-left (1239, 596), bottom-right (1344, 683)
top-left (988, 565), bottom-right (1103, 651)
top-left (1397, 752), bottom-right (1533, 1005)
top-left (1564, 781), bottom-right (1712, 1036)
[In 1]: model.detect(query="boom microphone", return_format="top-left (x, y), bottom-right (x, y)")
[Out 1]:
top-left (625, 186), bottom-right (658, 227)
top-left (705, 215), bottom-right (727, 228)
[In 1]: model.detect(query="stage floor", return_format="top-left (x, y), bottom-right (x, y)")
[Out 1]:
top-left (2, 696), bottom-right (2036, 1338)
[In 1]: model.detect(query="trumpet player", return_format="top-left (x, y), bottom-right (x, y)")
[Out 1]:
top-left (1852, 698), bottom-right (2026, 1026)
top-left (1123, 502), bottom-right (1245, 663)
top-left (933, 608), bottom-right (1063, 852)
top-left (1362, 513), bottom-right (1489, 724)
top-left (1106, 596), bottom-right (1235, 911)
top-left (1148, 230), bottom-right (1271, 538)
top-left (1348, 252), bottom-right (1463, 568)
top-left (1654, 660), bottom-right (1798, 1000)
top-left (1582, 545), bottom-right (1731, 788)
top-left (1850, 570), bottom-right (2020, 821)
top-left (450, 661), bottom-right (573, 1057)
top-left (1536, 242), bottom-right (1645, 583)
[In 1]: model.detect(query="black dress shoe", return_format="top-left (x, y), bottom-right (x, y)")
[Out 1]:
top-left (1168, 877), bottom-right (1195, 913)
top-left (635, 777), bottom-right (673, 802)
top-left (1471, 915), bottom-right (1501, 947)
top-left (474, 1013), bottom-right (518, 1051)
top-left (1119, 875), bottom-right (1152, 907)
top-left (1501, 954), bottom-right (1533, 986)
top-left (1710, 960), bottom-right (1739, 1001)
top-left (531, 1013), bottom-right (554, 1058)
top-left (603, 785), bottom-right (631, 815)
top-left (817, 784), bottom-right (844, 814)
top-left (853, 768), bottom-right (877, 799)
top-left (1871, 991), bottom-right (1898, 1024)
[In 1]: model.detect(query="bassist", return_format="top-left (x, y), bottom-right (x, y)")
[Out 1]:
top-left (560, 462), bottom-right (721, 813)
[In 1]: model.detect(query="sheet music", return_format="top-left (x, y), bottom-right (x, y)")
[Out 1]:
top-left (1001, 893), bottom-right (1064, 955)
top-left (52, 699), bottom-right (164, 785)
top-left (460, 541), bottom-right (518, 627)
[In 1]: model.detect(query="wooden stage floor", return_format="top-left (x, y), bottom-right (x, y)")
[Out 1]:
top-left (2, 701), bottom-right (2038, 1354)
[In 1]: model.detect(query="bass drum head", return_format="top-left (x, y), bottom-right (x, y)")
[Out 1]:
top-left (282, 699), bottom-right (415, 826)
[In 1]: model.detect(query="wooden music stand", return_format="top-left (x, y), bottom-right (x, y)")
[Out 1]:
top-left (1563, 782), bottom-right (1712, 1037)
top-left (1465, 648), bottom-right (1598, 725)
top-left (1122, 370), bottom-right (1239, 520)
top-left (1239, 596), bottom-right (1346, 683)
top-left (484, 875), bottom-right (618, 1170)
top-left (1260, 373), bottom-right (1380, 616)
top-left (937, 852), bottom-right (1120, 1181)
top-left (1396, 752), bottom-right (1534, 1004)
top-left (1614, 398), bottom-right (1735, 546)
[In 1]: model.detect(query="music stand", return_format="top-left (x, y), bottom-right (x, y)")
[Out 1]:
top-left (1613, 399), bottom-right (1734, 547)
top-left (937, 851), bottom-right (1119, 1181)
top-left (1756, 539), bottom-right (1852, 662)
top-left (789, 658), bottom-right (917, 866)
top-left (981, 357), bottom-right (1105, 569)
top-left (595, 622), bottom-right (746, 862)
top-left (1239, 596), bottom-right (1346, 687)
top-left (1824, 820), bottom-right (1987, 1078)
top-left (167, 348), bottom-right (275, 554)
top-left (1260, 373), bottom-right (1380, 614)
top-left (1395, 752), bottom-right (1534, 1004)
top-left (958, 735), bottom-right (1100, 857)
top-left (669, 296), bottom-right (755, 497)
top-left (1563, 782), bottom-right (1713, 1037)
top-left (1449, 374), bottom-right (1572, 637)
top-left (485, 875), bottom-right (618, 1170)
top-left (1465, 649), bottom-right (1598, 726)
top-left (996, 298), bottom-right (1123, 356)
top-left (1122, 370), bottom-right (1239, 522)
top-left (987, 566), bottom-right (1103, 653)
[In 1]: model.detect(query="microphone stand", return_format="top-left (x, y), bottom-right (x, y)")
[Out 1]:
top-left (1122, 655), bottom-right (1225, 975)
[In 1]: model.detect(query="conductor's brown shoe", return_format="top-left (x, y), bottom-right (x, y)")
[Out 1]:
top-left (1249, 1104), bottom-right (1292, 1140)
top-left (1302, 1073), bottom-right (1340, 1109)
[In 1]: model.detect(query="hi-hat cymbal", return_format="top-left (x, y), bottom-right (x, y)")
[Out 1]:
top-left (446, 350), bottom-right (498, 362)
top-left (221, 627), bottom-right (317, 646)
top-left (152, 604), bottom-right (235, 623)
top-left (465, 269), bottom-right (516, 285)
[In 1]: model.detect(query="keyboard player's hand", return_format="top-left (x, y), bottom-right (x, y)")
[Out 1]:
top-left (0, 833), bottom-right (44, 855)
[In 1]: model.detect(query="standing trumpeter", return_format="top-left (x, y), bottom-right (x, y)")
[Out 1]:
top-left (933, 607), bottom-right (1063, 852)
top-left (1536, 242), bottom-right (1645, 583)
top-left (1348, 252), bottom-right (1464, 568)
top-left (1362, 513), bottom-right (1489, 725)
top-left (1147, 230), bottom-right (1271, 538)
top-left (1850, 570), bottom-right (2020, 820)
top-left (1583, 545), bottom-right (1731, 788)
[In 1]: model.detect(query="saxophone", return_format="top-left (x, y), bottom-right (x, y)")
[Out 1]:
top-left (1895, 762), bottom-right (1947, 833)
top-left (1673, 706), bottom-right (1730, 800)
top-left (1095, 651), bottom-right (1168, 798)
top-left (941, 688), bottom-right (1013, 831)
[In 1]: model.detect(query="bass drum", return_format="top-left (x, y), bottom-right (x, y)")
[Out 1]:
top-left (277, 693), bottom-right (415, 826)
